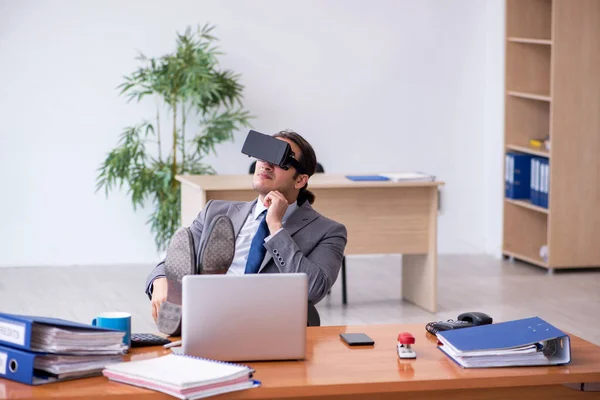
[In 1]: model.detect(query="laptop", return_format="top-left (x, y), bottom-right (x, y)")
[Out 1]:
top-left (181, 273), bottom-right (308, 362)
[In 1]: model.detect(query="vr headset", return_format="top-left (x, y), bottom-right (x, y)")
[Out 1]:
top-left (241, 130), bottom-right (306, 174)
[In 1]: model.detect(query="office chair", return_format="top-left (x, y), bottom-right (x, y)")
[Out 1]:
top-left (248, 160), bottom-right (348, 305)
top-left (307, 301), bottom-right (320, 326)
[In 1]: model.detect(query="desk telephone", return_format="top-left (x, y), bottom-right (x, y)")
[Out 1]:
top-left (426, 312), bottom-right (493, 335)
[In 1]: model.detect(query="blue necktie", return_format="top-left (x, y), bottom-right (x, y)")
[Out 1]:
top-left (244, 211), bottom-right (270, 274)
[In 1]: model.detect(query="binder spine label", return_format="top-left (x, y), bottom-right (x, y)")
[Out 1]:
top-left (0, 351), bottom-right (6, 375)
top-left (0, 319), bottom-right (26, 346)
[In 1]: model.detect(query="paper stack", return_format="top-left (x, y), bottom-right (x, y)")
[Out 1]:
top-left (103, 354), bottom-right (259, 399)
top-left (34, 354), bottom-right (124, 378)
top-left (30, 324), bottom-right (127, 355)
top-left (379, 172), bottom-right (436, 182)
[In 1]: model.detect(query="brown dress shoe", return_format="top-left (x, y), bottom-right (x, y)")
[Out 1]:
top-left (156, 227), bottom-right (195, 336)
top-left (196, 215), bottom-right (235, 274)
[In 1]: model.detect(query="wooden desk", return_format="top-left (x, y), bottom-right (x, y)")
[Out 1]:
top-left (176, 174), bottom-right (444, 312)
top-left (3, 324), bottom-right (599, 399)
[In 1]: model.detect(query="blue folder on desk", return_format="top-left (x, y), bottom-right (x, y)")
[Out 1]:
top-left (437, 317), bottom-right (571, 368)
top-left (0, 344), bottom-right (123, 385)
top-left (0, 313), bottom-right (123, 352)
top-left (345, 175), bottom-right (390, 181)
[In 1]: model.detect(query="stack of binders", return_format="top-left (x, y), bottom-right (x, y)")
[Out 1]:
top-left (0, 313), bottom-right (127, 385)
top-left (505, 152), bottom-right (532, 199)
top-left (505, 152), bottom-right (550, 208)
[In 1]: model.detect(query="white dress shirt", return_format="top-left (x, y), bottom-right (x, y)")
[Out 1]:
top-left (226, 198), bottom-right (298, 275)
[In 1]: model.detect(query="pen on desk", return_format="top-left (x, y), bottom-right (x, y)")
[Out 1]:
top-left (164, 340), bottom-right (182, 348)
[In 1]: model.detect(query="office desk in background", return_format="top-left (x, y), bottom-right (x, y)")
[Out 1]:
top-left (2, 324), bottom-right (600, 399)
top-left (176, 174), bottom-right (444, 313)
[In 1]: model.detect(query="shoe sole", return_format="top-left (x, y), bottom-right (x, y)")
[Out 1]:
top-left (197, 215), bottom-right (235, 274)
top-left (157, 227), bottom-right (195, 336)
top-left (165, 227), bottom-right (196, 286)
top-left (156, 302), bottom-right (182, 336)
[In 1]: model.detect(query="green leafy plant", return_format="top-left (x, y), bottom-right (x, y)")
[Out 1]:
top-left (96, 25), bottom-right (252, 250)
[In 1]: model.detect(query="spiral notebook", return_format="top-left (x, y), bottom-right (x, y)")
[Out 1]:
top-left (102, 354), bottom-right (259, 399)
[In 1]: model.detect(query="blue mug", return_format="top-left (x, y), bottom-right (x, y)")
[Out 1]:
top-left (92, 312), bottom-right (131, 348)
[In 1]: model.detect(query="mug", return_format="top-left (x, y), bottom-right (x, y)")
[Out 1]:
top-left (92, 311), bottom-right (131, 348)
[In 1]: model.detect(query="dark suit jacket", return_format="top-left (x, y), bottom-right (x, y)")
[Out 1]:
top-left (145, 199), bottom-right (347, 304)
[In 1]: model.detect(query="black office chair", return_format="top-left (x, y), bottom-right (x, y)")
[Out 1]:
top-left (307, 301), bottom-right (320, 326)
top-left (248, 161), bottom-right (348, 305)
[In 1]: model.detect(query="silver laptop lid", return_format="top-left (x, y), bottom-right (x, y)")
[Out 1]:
top-left (181, 273), bottom-right (308, 362)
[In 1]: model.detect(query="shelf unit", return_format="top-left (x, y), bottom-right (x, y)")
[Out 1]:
top-left (502, 0), bottom-right (600, 270)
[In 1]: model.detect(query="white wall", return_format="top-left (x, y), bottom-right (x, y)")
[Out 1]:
top-left (483, 0), bottom-right (506, 256)
top-left (0, 0), bottom-right (505, 267)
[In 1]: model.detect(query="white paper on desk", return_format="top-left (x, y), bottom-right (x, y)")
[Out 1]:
top-left (439, 345), bottom-right (550, 368)
top-left (30, 325), bottom-right (127, 354)
top-left (438, 336), bottom-right (539, 357)
top-left (379, 172), bottom-right (435, 181)
top-left (437, 335), bottom-right (557, 368)
top-left (34, 354), bottom-right (123, 374)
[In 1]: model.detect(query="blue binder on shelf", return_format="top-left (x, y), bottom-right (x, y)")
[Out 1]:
top-left (530, 158), bottom-right (538, 206)
top-left (530, 158), bottom-right (549, 208)
top-left (541, 159), bottom-right (549, 208)
top-left (505, 152), bottom-right (532, 199)
top-left (437, 317), bottom-right (571, 368)
top-left (0, 313), bottom-right (124, 353)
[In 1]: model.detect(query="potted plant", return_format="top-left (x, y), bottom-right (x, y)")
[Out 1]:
top-left (96, 25), bottom-right (252, 250)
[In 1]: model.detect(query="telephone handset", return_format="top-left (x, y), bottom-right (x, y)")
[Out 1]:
top-left (425, 312), bottom-right (493, 335)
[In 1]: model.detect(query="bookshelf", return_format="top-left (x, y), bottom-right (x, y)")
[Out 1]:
top-left (502, 0), bottom-right (600, 271)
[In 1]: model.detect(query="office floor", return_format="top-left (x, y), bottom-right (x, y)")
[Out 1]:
top-left (1, 255), bottom-right (599, 345)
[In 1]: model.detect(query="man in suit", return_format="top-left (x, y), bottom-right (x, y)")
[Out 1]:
top-left (145, 130), bottom-right (347, 333)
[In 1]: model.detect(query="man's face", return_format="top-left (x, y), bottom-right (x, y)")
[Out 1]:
top-left (252, 137), bottom-right (306, 199)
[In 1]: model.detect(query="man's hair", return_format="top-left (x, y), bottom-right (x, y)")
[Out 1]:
top-left (273, 130), bottom-right (317, 205)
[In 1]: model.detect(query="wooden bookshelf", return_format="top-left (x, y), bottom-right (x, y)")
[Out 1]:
top-left (507, 91), bottom-right (552, 102)
top-left (506, 0), bottom-right (552, 40)
top-left (505, 144), bottom-right (550, 159)
top-left (507, 43), bottom-right (551, 96)
top-left (507, 37), bottom-right (552, 45)
top-left (502, 0), bottom-right (600, 271)
top-left (505, 199), bottom-right (549, 215)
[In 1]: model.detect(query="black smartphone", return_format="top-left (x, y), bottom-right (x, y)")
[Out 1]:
top-left (340, 333), bottom-right (375, 346)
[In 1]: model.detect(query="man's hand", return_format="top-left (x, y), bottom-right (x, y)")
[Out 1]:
top-left (151, 277), bottom-right (168, 322)
top-left (264, 190), bottom-right (288, 233)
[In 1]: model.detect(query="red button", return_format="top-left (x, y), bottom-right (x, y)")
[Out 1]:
top-left (398, 332), bottom-right (415, 344)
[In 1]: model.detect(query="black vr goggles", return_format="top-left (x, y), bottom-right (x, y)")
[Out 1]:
top-left (241, 130), bottom-right (306, 174)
